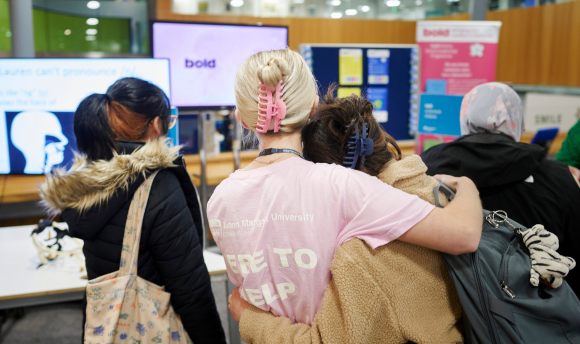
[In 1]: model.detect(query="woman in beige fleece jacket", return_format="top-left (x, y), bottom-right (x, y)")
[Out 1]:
top-left (228, 90), bottom-right (469, 344)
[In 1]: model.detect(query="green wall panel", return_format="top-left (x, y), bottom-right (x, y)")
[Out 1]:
top-left (0, 3), bottom-right (131, 53)
top-left (32, 8), bottom-right (47, 52)
top-left (34, 10), bottom-right (131, 53)
top-left (0, 0), bottom-right (11, 52)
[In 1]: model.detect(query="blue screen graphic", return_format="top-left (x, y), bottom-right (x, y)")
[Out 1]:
top-left (6, 111), bottom-right (77, 174)
top-left (0, 58), bottom-right (171, 175)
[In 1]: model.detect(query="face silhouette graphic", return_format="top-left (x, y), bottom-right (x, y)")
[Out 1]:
top-left (10, 111), bottom-right (69, 174)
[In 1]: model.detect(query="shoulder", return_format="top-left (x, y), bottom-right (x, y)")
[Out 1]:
top-left (300, 161), bottom-right (392, 191)
top-left (309, 161), bottom-right (351, 177)
top-left (569, 120), bottom-right (580, 134)
top-left (538, 159), bottom-right (569, 175)
top-left (151, 169), bottom-right (181, 193)
top-left (538, 159), bottom-right (578, 188)
top-left (529, 159), bottom-right (580, 207)
top-left (143, 169), bottom-right (198, 241)
top-left (147, 169), bottom-right (185, 209)
top-left (420, 143), bottom-right (450, 162)
top-left (303, 162), bottom-right (374, 191)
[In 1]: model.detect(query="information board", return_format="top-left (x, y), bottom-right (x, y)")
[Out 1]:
top-left (299, 44), bottom-right (419, 141)
top-left (416, 21), bottom-right (502, 96)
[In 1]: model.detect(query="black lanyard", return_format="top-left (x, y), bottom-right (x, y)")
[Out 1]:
top-left (258, 148), bottom-right (305, 160)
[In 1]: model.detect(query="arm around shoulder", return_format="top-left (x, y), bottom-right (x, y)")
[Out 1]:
top-left (227, 287), bottom-right (319, 344)
top-left (239, 306), bottom-right (321, 344)
top-left (399, 175), bottom-right (482, 255)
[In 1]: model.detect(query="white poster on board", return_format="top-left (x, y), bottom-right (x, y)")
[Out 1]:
top-left (524, 93), bottom-right (580, 133)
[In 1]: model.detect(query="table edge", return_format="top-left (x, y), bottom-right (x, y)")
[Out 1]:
top-left (209, 269), bottom-right (227, 276)
top-left (0, 286), bottom-right (87, 301)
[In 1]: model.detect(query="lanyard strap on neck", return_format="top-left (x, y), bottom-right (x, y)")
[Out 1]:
top-left (258, 148), bottom-right (305, 160)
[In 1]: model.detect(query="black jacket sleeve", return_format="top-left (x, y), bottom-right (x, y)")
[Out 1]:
top-left (560, 165), bottom-right (580, 287)
top-left (143, 170), bottom-right (226, 344)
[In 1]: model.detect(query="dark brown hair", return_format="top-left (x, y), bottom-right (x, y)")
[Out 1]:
top-left (107, 101), bottom-right (151, 142)
top-left (74, 77), bottom-right (171, 161)
top-left (302, 86), bottom-right (401, 176)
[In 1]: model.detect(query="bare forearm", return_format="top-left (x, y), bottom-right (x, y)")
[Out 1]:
top-left (449, 177), bottom-right (482, 232)
top-left (444, 177), bottom-right (483, 252)
top-left (400, 176), bottom-right (482, 255)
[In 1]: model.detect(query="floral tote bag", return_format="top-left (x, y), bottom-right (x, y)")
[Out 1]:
top-left (84, 172), bottom-right (192, 344)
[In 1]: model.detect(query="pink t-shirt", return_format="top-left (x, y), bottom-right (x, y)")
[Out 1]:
top-left (207, 157), bottom-right (434, 325)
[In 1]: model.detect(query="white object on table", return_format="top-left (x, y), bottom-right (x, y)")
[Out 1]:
top-left (0, 224), bottom-right (226, 306)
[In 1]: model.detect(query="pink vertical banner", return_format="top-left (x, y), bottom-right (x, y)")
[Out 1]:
top-left (416, 21), bottom-right (502, 95)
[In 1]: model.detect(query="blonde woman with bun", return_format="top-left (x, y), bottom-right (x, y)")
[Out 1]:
top-left (207, 49), bottom-right (482, 329)
top-left (230, 88), bottom-right (466, 344)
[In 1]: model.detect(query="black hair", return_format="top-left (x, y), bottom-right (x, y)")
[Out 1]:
top-left (74, 77), bottom-right (171, 161)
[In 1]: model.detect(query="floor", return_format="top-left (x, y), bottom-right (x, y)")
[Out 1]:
top-left (0, 301), bottom-right (83, 344)
top-left (0, 276), bottom-right (232, 344)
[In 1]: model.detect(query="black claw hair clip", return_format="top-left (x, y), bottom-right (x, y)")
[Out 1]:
top-left (343, 123), bottom-right (374, 169)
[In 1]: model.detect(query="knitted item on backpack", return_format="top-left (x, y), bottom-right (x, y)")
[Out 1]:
top-left (522, 224), bottom-right (576, 288)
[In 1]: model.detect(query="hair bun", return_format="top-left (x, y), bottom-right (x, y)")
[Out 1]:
top-left (257, 57), bottom-right (290, 91)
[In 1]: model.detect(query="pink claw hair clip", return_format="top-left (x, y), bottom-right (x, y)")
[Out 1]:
top-left (256, 80), bottom-right (287, 133)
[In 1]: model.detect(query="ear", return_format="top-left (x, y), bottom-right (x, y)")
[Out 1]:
top-left (309, 96), bottom-right (319, 118)
top-left (235, 110), bottom-right (250, 129)
top-left (147, 116), bottom-right (162, 139)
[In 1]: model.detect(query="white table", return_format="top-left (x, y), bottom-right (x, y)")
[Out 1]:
top-left (0, 224), bottom-right (244, 343)
top-left (0, 224), bottom-right (227, 309)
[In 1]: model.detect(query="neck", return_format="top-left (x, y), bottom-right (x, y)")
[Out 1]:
top-left (258, 131), bottom-right (303, 154)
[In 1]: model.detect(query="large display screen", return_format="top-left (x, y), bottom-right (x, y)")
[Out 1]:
top-left (152, 22), bottom-right (288, 108)
top-left (300, 45), bottom-right (419, 141)
top-left (0, 58), bottom-right (170, 175)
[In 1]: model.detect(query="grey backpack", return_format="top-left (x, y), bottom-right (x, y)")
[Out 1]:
top-left (434, 183), bottom-right (580, 344)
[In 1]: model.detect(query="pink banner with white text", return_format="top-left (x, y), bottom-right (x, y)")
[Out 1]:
top-left (416, 21), bottom-right (502, 96)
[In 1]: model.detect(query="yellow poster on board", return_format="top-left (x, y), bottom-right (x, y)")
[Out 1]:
top-left (337, 87), bottom-right (361, 98)
top-left (339, 49), bottom-right (363, 85)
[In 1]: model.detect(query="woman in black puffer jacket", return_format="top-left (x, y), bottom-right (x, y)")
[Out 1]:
top-left (39, 78), bottom-right (226, 344)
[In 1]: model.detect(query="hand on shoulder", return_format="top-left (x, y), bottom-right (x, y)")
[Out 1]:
top-left (228, 287), bottom-right (249, 323)
top-left (433, 174), bottom-right (477, 193)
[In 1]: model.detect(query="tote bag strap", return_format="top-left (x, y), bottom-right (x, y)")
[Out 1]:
top-left (119, 172), bottom-right (158, 276)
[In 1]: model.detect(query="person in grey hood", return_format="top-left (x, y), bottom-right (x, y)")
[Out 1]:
top-left (421, 82), bottom-right (580, 296)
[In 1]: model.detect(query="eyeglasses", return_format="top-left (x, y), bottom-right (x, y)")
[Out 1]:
top-left (149, 115), bottom-right (178, 130)
top-left (168, 115), bottom-right (178, 130)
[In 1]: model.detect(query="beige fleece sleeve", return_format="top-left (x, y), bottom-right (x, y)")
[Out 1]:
top-left (379, 155), bottom-right (450, 207)
top-left (239, 306), bottom-right (323, 344)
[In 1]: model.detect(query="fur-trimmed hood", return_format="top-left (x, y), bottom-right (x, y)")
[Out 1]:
top-left (39, 139), bottom-right (180, 216)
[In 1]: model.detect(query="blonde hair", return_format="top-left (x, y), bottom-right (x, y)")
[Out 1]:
top-left (235, 49), bottom-right (317, 134)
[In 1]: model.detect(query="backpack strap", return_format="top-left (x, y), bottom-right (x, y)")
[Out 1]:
top-left (487, 292), bottom-right (515, 325)
top-left (433, 182), bottom-right (456, 208)
top-left (119, 172), bottom-right (158, 277)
